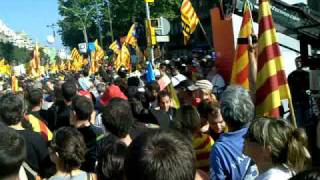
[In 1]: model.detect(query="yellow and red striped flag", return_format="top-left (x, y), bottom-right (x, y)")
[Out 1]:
top-left (114, 44), bottom-right (131, 71)
top-left (255, 0), bottom-right (295, 124)
top-left (92, 39), bottom-right (105, 61)
top-left (25, 114), bottom-right (53, 141)
top-left (71, 48), bottom-right (81, 60)
top-left (181, 0), bottom-right (199, 45)
top-left (230, 0), bottom-right (253, 90)
top-left (30, 44), bottom-right (41, 76)
top-left (125, 24), bottom-right (138, 47)
top-left (109, 40), bottom-right (120, 54)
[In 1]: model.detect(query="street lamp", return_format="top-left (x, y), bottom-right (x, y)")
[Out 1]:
top-left (46, 23), bottom-right (56, 44)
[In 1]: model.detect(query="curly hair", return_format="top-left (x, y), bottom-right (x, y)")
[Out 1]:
top-left (50, 127), bottom-right (87, 173)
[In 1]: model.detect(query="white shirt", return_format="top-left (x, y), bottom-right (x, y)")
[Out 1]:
top-left (211, 74), bottom-right (225, 94)
top-left (256, 165), bottom-right (295, 180)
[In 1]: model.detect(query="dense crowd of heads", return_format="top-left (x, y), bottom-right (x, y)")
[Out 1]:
top-left (0, 53), bottom-right (318, 180)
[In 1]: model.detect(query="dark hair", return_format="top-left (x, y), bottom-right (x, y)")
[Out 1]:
top-left (197, 101), bottom-right (220, 123)
top-left (172, 105), bottom-right (201, 138)
top-left (27, 88), bottom-right (43, 107)
top-left (220, 85), bottom-right (254, 130)
top-left (96, 83), bottom-right (106, 94)
top-left (290, 169), bottom-right (320, 180)
top-left (125, 130), bottom-right (196, 180)
top-left (0, 93), bottom-right (24, 125)
top-left (72, 95), bottom-right (93, 121)
top-left (101, 98), bottom-right (134, 138)
top-left (0, 122), bottom-right (26, 178)
top-left (247, 117), bottom-right (310, 172)
top-left (97, 138), bottom-right (128, 180)
top-left (61, 81), bottom-right (77, 101)
top-left (146, 81), bottom-right (160, 92)
top-left (50, 127), bottom-right (87, 173)
top-left (158, 90), bottom-right (171, 100)
top-left (82, 66), bottom-right (89, 77)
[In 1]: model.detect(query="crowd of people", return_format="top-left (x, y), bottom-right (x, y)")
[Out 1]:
top-left (0, 53), bottom-right (319, 180)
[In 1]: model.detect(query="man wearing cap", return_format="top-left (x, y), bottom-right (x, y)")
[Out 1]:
top-left (188, 80), bottom-right (217, 106)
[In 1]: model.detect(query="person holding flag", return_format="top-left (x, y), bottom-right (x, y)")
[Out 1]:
top-left (230, 0), bottom-right (256, 91)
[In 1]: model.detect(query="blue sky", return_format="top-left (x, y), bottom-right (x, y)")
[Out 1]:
top-left (0, 0), bottom-right (63, 49)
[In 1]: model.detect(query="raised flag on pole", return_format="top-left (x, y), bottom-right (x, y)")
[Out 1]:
top-left (109, 40), bottom-right (120, 54)
top-left (180, 0), bottom-right (199, 45)
top-left (71, 48), bottom-right (81, 60)
top-left (92, 40), bottom-right (105, 61)
top-left (125, 24), bottom-right (138, 47)
top-left (29, 43), bottom-right (41, 77)
top-left (230, 0), bottom-right (253, 90)
top-left (255, 0), bottom-right (295, 125)
top-left (114, 44), bottom-right (131, 71)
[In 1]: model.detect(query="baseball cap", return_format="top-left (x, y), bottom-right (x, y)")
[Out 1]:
top-left (187, 80), bottom-right (213, 92)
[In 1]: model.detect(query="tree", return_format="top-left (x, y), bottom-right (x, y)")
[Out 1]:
top-left (58, 0), bottom-right (181, 49)
top-left (0, 42), bottom-right (32, 65)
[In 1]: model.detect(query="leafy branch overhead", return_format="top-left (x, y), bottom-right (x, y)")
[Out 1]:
top-left (57, 0), bottom-right (181, 49)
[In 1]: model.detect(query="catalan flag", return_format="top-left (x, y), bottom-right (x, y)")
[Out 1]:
top-left (30, 44), bottom-right (41, 76)
top-left (71, 48), bottom-right (81, 60)
top-left (92, 39), bottom-right (105, 61)
top-left (181, 0), bottom-right (199, 45)
top-left (109, 40), bottom-right (120, 54)
top-left (25, 114), bottom-right (53, 141)
top-left (114, 44), bottom-right (131, 71)
top-left (231, 0), bottom-right (253, 90)
top-left (70, 48), bottom-right (83, 72)
top-left (125, 24), bottom-right (138, 47)
top-left (255, 0), bottom-right (295, 124)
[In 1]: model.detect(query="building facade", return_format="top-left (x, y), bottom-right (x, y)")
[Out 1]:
top-left (0, 19), bottom-right (34, 50)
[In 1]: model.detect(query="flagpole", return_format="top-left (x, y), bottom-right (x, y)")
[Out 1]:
top-left (288, 97), bottom-right (297, 128)
top-left (145, 1), bottom-right (155, 65)
top-left (198, 21), bottom-right (213, 51)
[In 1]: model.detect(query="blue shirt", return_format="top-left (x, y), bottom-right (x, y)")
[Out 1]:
top-left (210, 127), bottom-right (258, 180)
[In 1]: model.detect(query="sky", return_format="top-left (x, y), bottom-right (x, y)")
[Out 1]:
top-left (0, 0), bottom-right (63, 49)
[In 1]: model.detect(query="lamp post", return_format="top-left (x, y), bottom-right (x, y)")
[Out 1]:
top-left (46, 23), bottom-right (56, 44)
top-left (46, 24), bottom-right (56, 38)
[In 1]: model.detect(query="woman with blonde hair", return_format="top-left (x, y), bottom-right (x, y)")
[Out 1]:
top-left (245, 117), bottom-right (310, 180)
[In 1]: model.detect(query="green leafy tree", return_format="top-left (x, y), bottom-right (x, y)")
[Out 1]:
top-left (0, 42), bottom-right (32, 65)
top-left (58, 0), bottom-right (181, 49)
